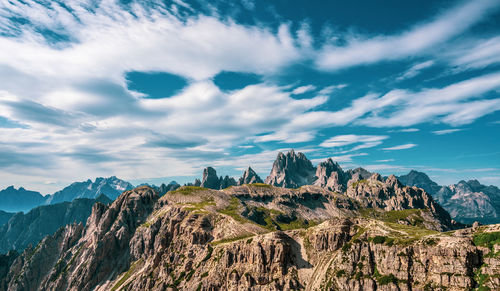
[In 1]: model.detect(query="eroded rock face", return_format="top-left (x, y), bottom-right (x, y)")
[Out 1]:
top-left (265, 150), bottom-right (316, 188)
top-left (314, 158), bottom-right (349, 193)
top-left (201, 167), bottom-right (220, 189)
top-left (3, 184), bottom-right (498, 291)
top-left (347, 174), bottom-right (456, 231)
top-left (238, 167), bottom-right (263, 185)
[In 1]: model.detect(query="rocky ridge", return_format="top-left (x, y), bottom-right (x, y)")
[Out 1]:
top-left (0, 194), bottom-right (112, 254)
top-left (1, 184), bottom-right (498, 291)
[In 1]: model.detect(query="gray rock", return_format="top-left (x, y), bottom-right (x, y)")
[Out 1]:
top-left (265, 150), bottom-right (316, 188)
top-left (238, 167), bottom-right (263, 185)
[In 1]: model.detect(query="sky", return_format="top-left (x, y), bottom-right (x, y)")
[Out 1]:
top-left (0, 0), bottom-right (499, 194)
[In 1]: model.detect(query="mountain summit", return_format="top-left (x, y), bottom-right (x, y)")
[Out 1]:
top-left (45, 176), bottom-right (133, 204)
top-left (265, 150), bottom-right (316, 188)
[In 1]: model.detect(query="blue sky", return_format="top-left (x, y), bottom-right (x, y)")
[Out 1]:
top-left (0, 0), bottom-right (499, 194)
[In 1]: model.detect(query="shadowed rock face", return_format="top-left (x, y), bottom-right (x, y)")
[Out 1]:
top-left (201, 167), bottom-right (220, 189)
top-left (238, 167), bottom-right (263, 185)
top-left (0, 195), bottom-right (112, 254)
top-left (265, 150), bottom-right (316, 188)
top-left (0, 186), bottom-right (46, 213)
top-left (1, 185), bottom-right (498, 291)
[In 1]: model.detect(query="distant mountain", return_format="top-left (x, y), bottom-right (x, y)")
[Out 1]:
top-left (0, 186), bottom-right (47, 213)
top-left (196, 167), bottom-right (237, 190)
top-left (238, 167), bottom-right (263, 185)
top-left (397, 170), bottom-right (442, 196)
top-left (398, 171), bottom-right (500, 224)
top-left (0, 194), bottom-right (112, 254)
top-left (0, 211), bottom-right (14, 228)
top-left (45, 176), bottom-right (133, 204)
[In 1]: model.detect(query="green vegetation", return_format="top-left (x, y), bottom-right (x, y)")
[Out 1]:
top-left (184, 198), bottom-right (216, 212)
top-left (170, 186), bottom-right (208, 196)
top-left (217, 197), bottom-right (248, 223)
top-left (361, 208), bottom-right (426, 227)
top-left (202, 245), bottom-right (213, 262)
top-left (372, 236), bottom-right (387, 244)
top-left (111, 259), bottom-right (143, 291)
top-left (473, 231), bottom-right (500, 250)
top-left (201, 272), bottom-right (209, 278)
top-left (245, 206), bottom-right (318, 232)
top-left (351, 179), bottom-right (367, 188)
top-left (336, 269), bottom-right (346, 277)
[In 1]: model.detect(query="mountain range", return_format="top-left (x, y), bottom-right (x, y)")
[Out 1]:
top-left (0, 150), bottom-right (498, 290)
top-left (0, 195), bottom-right (112, 254)
top-left (398, 170), bottom-right (500, 224)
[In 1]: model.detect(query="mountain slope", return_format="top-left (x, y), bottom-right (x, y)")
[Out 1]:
top-left (0, 195), bottom-right (112, 254)
top-left (0, 186), bottom-right (46, 213)
top-left (1, 182), bottom-right (489, 291)
top-left (45, 176), bottom-right (133, 204)
top-left (398, 171), bottom-right (500, 224)
top-left (0, 212), bottom-right (13, 228)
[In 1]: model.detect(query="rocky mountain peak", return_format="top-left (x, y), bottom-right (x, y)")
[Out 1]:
top-left (201, 167), bottom-right (220, 189)
top-left (313, 158), bottom-right (349, 192)
top-left (265, 150), bottom-right (316, 188)
top-left (397, 170), bottom-right (440, 195)
top-left (238, 167), bottom-right (263, 185)
top-left (385, 174), bottom-right (401, 188)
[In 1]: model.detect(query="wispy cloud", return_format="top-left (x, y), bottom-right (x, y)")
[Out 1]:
top-left (396, 60), bottom-right (434, 81)
top-left (315, 0), bottom-right (500, 71)
top-left (292, 85), bottom-right (316, 95)
top-left (320, 134), bottom-right (388, 152)
top-left (389, 128), bottom-right (420, 133)
top-left (432, 128), bottom-right (464, 135)
top-left (382, 143), bottom-right (417, 150)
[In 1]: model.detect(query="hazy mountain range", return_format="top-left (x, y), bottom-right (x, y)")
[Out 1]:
top-left (0, 150), bottom-right (498, 291)
top-left (1, 152), bottom-right (499, 226)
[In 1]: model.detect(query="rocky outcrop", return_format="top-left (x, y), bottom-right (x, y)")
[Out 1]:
top-left (238, 167), bottom-right (263, 185)
top-left (346, 167), bottom-right (372, 186)
top-left (198, 168), bottom-right (237, 190)
top-left (0, 195), bottom-right (111, 254)
top-left (0, 186), bottom-right (46, 213)
top-left (347, 174), bottom-right (457, 231)
top-left (201, 167), bottom-right (220, 189)
top-left (157, 181), bottom-right (180, 196)
top-left (314, 158), bottom-right (350, 192)
top-left (265, 150), bottom-right (316, 188)
top-left (45, 176), bottom-right (133, 204)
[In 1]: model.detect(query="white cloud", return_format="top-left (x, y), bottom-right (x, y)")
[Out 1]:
top-left (382, 143), bottom-right (417, 151)
top-left (292, 85), bottom-right (316, 95)
top-left (318, 84), bottom-right (347, 95)
top-left (432, 128), bottom-right (464, 135)
top-left (0, 1), bottom-right (306, 83)
top-left (389, 128), bottom-right (420, 133)
top-left (320, 134), bottom-right (388, 152)
top-left (356, 71), bottom-right (500, 127)
top-left (449, 36), bottom-right (500, 70)
top-left (315, 0), bottom-right (500, 71)
top-left (396, 60), bottom-right (434, 81)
